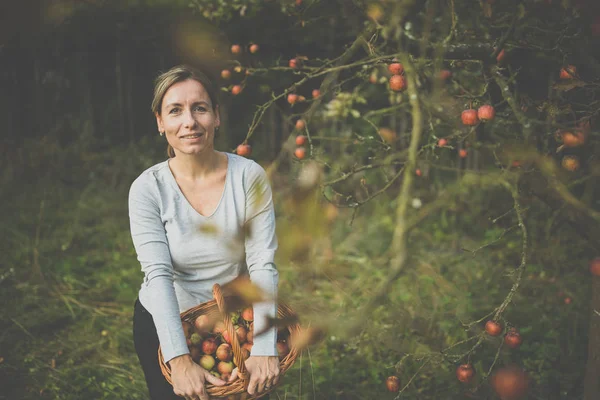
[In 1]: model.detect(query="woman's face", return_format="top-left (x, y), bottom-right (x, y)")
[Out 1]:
top-left (156, 79), bottom-right (220, 156)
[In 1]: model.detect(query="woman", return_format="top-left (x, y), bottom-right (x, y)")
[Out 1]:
top-left (129, 65), bottom-right (280, 400)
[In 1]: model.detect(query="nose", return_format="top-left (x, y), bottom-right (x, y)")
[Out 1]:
top-left (182, 109), bottom-right (197, 129)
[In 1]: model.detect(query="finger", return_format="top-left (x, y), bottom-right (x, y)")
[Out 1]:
top-left (266, 374), bottom-right (276, 389)
top-left (228, 368), bottom-right (239, 383)
top-left (272, 369), bottom-right (281, 386)
top-left (257, 378), bottom-right (267, 393)
top-left (204, 371), bottom-right (226, 387)
top-left (247, 376), bottom-right (259, 395)
top-left (195, 386), bottom-right (208, 400)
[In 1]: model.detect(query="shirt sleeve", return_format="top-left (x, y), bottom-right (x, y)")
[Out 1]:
top-left (243, 162), bottom-right (279, 357)
top-left (128, 174), bottom-right (189, 363)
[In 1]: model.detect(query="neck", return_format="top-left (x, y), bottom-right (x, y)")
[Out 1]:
top-left (169, 150), bottom-right (222, 181)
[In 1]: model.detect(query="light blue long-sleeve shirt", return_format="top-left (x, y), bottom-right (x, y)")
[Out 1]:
top-left (128, 152), bottom-right (278, 363)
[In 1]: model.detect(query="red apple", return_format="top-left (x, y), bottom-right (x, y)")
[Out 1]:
top-left (386, 375), bottom-right (400, 392)
top-left (590, 257), bottom-right (600, 276)
top-left (294, 147), bottom-right (307, 160)
top-left (289, 58), bottom-right (299, 69)
top-left (295, 119), bottom-right (306, 130)
top-left (561, 155), bottom-right (580, 172)
top-left (217, 361), bottom-right (234, 375)
top-left (216, 343), bottom-right (233, 362)
top-left (379, 127), bottom-right (397, 144)
top-left (415, 168), bottom-right (422, 176)
top-left (504, 330), bottom-right (523, 349)
top-left (438, 138), bottom-right (448, 147)
top-left (459, 149), bottom-right (468, 158)
top-left (246, 329), bottom-right (253, 344)
top-left (194, 315), bottom-right (212, 333)
top-left (388, 62), bottom-right (404, 75)
top-left (287, 93), bottom-right (299, 105)
top-left (485, 321), bottom-right (502, 336)
top-left (496, 48), bottom-right (506, 63)
top-left (389, 75), bottom-right (407, 92)
top-left (242, 342), bottom-right (253, 352)
top-left (235, 325), bottom-right (248, 344)
top-left (201, 338), bottom-right (218, 355)
top-left (236, 144), bottom-right (252, 157)
top-left (249, 44), bottom-right (259, 54)
top-left (241, 307), bottom-right (254, 322)
top-left (231, 44), bottom-right (241, 55)
top-left (231, 85), bottom-right (242, 95)
top-left (560, 65), bottom-right (576, 80)
top-left (439, 69), bottom-right (452, 80)
top-left (477, 105), bottom-right (495, 122)
top-left (199, 354), bottom-right (215, 370)
top-left (491, 366), bottom-right (530, 399)
top-left (295, 135), bottom-right (307, 146)
top-left (222, 329), bottom-right (232, 344)
top-left (564, 297), bottom-right (572, 304)
top-left (221, 69), bottom-right (231, 80)
top-left (312, 89), bottom-right (320, 98)
top-left (456, 364), bottom-right (475, 383)
top-left (461, 109), bottom-right (479, 126)
top-left (559, 130), bottom-right (585, 147)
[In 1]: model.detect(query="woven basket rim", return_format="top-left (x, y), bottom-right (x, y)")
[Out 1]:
top-left (158, 284), bottom-right (302, 399)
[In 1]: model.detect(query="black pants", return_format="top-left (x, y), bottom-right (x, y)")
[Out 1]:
top-left (133, 298), bottom-right (180, 399)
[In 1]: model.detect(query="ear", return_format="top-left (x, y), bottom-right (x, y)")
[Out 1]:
top-left (155, 112), bottom-right (164, 133)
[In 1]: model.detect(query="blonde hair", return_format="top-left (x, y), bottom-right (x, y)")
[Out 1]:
top-left (151, 65), bottom-right (219, 158)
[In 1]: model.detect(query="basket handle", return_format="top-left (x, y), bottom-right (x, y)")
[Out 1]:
top-left (213, 283), bottom-right (249, 385)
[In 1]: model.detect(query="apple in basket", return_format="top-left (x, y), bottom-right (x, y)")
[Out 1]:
top-left (190, 346), bottom-right (202, 363)
top-left (241, 307), bottom-right (254, 322)
top-left (222, 329), bottom-right (232, 344)
top-left (216, 343), bottom-right (233, 362)
top-left (190, 332), bottom-right (203, 346)
top-left (194, 315), bottom-right (213, 333)
top-left (201, 338), bottom-right (218, 355)
top-left (217, 361), bottom-right (234, 376)
top-left (213, 321), bottom-right (226, 334)
top-left (235, 325), bottom-right (248, 344)
top-left (199, 354), bottom-right (215, 371)
top-left (182, 321), bottom-right (194, 338)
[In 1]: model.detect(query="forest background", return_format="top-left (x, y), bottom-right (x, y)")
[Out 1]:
top-left (1, 0), bottom-right (600, 399)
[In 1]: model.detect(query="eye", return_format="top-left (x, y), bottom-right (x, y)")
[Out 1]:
top-left (194, 105), bottom-right (208, 112)
top-left (168, 107), bottom-right (180, 114)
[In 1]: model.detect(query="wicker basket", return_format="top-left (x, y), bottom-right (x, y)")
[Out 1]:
top-left (158, 284), bottom-right (302, 399)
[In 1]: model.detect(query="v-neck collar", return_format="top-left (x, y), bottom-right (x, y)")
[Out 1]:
top-left (165, 153), bottom-right (230, 218)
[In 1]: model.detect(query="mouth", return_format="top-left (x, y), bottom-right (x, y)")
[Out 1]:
top-left (180, 133), bottom-right (204, 140)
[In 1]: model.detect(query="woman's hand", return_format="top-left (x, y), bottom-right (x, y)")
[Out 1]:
top-left (169, 354), bottom-right (226, 400)
top-left (228, 356), bottom-right (280, 396)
